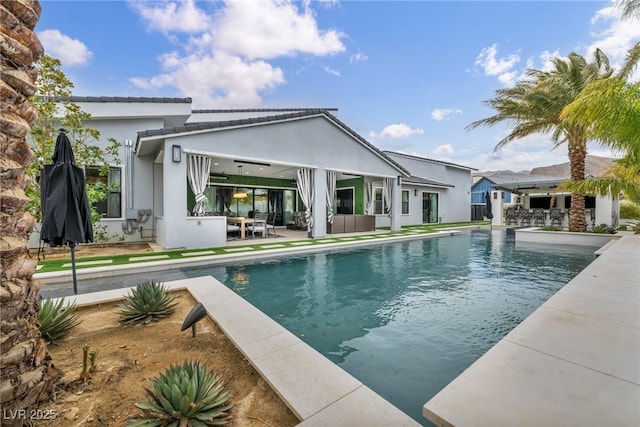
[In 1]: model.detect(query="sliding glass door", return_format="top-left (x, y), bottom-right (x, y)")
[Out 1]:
top-left (422, 192), bottom-right (439, 223)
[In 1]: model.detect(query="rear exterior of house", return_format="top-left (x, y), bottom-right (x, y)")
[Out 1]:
top-left (384, 152), bottom-right (475, 225)
top-left (30, 97), bottom-right (475, 250)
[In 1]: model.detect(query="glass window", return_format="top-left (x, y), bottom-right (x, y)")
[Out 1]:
top-left (283, 190), bottom-right (295, 225)
top-left (253, 188), bottom-right (268, 214)
top-left (85, 166), bottom-right (121, 218)
top-left (233, 188), bottom-right (252, 217)
top-left (373, 187), bottom-right (383, 215)
top-left (336, 188), bottom-right (353, 214)
top-left (402, 190), bottom-right (410, 214)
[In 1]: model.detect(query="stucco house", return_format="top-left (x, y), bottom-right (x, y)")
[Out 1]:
top-left (383, 152), bottom-right (475, 225)
top-left (31, 97), bottom-right (474, 250)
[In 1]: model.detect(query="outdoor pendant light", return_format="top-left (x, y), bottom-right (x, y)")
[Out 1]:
top-left (233, 166), bottom-right (247, 199)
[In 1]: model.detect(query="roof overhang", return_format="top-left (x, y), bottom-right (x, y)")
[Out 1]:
top-left (135, 110), bottom-right (411, 178)
top-left (495, 179), bottom-right (565, 194)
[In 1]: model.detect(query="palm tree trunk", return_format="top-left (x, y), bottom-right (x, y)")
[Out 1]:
top-left (567, 135), bottom-right (588, 232)
top-left (0, 0), bottom-right (59, 421)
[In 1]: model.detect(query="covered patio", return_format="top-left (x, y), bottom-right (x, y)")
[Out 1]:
top-left (489, 178), bottom-right (621, 229)
top-left (135, 110), bottom-right (409, 250)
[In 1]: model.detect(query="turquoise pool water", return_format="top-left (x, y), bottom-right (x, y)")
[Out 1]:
top-left (182, 230), bottom-right (598, 425)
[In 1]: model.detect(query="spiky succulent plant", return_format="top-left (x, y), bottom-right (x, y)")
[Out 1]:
top-left (128, 360), bottom-right (232, 426)
top-left (117, 281), bottom-right (177, 325)
top-left (38, 297), bottom-right (81, 345)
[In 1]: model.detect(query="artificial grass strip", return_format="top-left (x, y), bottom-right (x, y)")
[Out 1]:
top-left (36, 223), bottom-right (486, 273)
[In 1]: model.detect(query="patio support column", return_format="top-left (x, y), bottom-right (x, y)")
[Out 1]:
top-left (162, 143), bottom-right (188, 248)
top-left (312, 167), bottom-right (327, 238)
top-left (390, 176), bottom-right (402, 231)
top-left (492, 191), bottom-right (504, 226)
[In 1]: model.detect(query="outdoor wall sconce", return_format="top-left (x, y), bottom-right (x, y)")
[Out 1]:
top-left (181, 302), bottom-right (207, 337)
top-left (172, 145), bottom-right (181, 162)
top-left (414, 189), bottom-right (418, 197)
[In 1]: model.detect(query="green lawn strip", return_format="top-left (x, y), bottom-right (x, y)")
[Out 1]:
top-left (36, 223), bottom-right (483, 273)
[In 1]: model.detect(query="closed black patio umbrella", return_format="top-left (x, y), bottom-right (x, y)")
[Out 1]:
top-left (40, 129), bottom-right (93, 294)
top-left (485, 191), bottom-right (494, 225)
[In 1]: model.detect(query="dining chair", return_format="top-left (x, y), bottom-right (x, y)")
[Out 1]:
top-left (265, 212), bottom-right (277, 237)
top-left (248, 212), bottom-right (268, 238)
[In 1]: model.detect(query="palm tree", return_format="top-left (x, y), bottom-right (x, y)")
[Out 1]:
top-left (0, 0), bottom-right (58, 416)
top-left (467, 50), bottom-right (614, 232)
top-left (559, 44), bottom-right (640, 203)
top-left (617, 0), bottom-right (640, 19)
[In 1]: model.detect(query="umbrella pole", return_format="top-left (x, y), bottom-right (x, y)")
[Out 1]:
top-left (70, 243), bottom-right (78, 295)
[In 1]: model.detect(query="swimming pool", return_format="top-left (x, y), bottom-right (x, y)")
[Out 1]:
top-left (181, 230), bottom-right (598, 425)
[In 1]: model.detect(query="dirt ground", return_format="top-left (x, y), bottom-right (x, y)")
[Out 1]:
top-left (33, 291), bottom-right (299, 427)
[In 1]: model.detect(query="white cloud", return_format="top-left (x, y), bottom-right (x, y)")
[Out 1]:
top-left (37, 30), bottom-right (93, 66)
top-left (433, 144), bottom-right (454, 155)
top-left (322, 66), bottom-right (341, 76)
top-left (538, 50), bottom-right (562, 72)
top-left (211, 0), bottom-right (346, 60)
top-left (129, 0), bottom-right (346, 106)
top-left (371, 124), bottom-right (424, 139)
top-left (587, 4), bottom-right (640, 80)
top-left (350, 51), bottom-right (368, 63)
top-left (131, 51), bottom-right (284, 108)
top-left (475, 44), bottom-right (520, 86)
top-left (129, 0), bottom-right (212, 33)
top-left (431, 108), bottom-right (462, 121)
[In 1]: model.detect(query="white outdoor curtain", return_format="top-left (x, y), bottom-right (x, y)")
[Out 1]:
top-left (296, 168), bottom-right (314, 231)
top-left (383, 177), bottom-right (394, 217)
top-left (187, 154), bottom-right (211, 216)
top-left (365, 181), bottom-right (373, 215)
top-left (326, 170), bottom-right (336, 224)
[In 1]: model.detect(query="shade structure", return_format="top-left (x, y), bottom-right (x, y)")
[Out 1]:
top-left (40, 130), bottom-right (93, 294)
top-left (485, 191), bottom-right (494, 220)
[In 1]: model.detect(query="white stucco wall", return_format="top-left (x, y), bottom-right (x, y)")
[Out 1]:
top-left (385, 153), bottom-right (473, 225)
top-left (153, 115), bottom-right (404, 248)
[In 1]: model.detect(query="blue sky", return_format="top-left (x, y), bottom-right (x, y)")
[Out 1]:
top-left (36, 1), bottom-right (639, 172)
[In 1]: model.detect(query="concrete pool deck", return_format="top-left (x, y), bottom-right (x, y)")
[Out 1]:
top-left (424, 233), bottom-right (640, 426)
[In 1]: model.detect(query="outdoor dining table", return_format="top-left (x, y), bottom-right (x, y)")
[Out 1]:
top-left (227, 217), bottom-right (267, 239)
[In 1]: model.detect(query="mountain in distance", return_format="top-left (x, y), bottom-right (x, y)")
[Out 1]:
top-left (474, 155), bottom-right (616, 180)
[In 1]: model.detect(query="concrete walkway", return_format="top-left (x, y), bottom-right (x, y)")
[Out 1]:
top-left (423, 234), bottom-right (640, 426)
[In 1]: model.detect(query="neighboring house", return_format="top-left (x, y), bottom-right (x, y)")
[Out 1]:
top-left (384, 152), bottom-right (476, 225)
top-left (30, 97), bottom-right (474, 250)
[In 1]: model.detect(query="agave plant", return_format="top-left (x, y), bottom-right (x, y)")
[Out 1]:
top-left (128, 360), bottom-right (232, 426)
top-left (38, 298), bottom-right (81, 345)
top-left (117, 281), bottom-right (177, 325)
